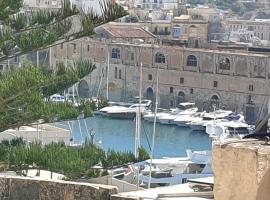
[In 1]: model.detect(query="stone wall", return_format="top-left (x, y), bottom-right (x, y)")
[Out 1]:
top-left (212, 140), bottom-right (270, 200)
top-left (0, 176), bottom-right (118, 200)
top-left (53, 39), bottom-right (270, 122)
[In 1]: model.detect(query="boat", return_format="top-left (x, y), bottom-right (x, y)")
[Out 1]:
top-left (143, 108), bottom-right (170, 122)
top-left (188, 109), bottom-right (233, 132)
top-left (173, 112), bottom-right (205, 127)
top-left (158, 102), bottom-right (198, 125)
top-left (49, 94), bottom-right (65, 103)
top-left (95, 100), bottom-right (152, 119)
top-left (206, 113), bottom-right (252, 141)
top-left (120, 149), bottom-right (213, 187)
top-left (106, 105), bottom-right (147, 119)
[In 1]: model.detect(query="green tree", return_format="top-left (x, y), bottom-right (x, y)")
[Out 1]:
top-left (0, 0), bottom-right (127, 132)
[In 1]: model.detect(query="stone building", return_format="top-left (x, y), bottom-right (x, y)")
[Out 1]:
top-left (23, 0), bottom-right (62, 10)
top-left (52, 38), bottom-right (270, 124)
top-left (226, 19), bottom-right (270, 41)
top-left (0, 56), bottom-right (21, 73)
top-left (95, 23), bottom-right (157, 44)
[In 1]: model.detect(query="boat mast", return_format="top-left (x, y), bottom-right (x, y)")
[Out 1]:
top-left (135, 61), bottom-right (143, 189)
top-left (148, 65), bottom-right (159, 189)
top-left (106, 48), bottom-right (110, 100)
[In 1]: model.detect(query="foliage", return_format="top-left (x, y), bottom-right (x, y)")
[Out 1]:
top-left (0, 0), bottom-right (128, 132)
top-left (0, 61), bottom-right (96, 132)
top-left (0, 138), bottom-right (150, 179)
top-left (139, 147), bottom-right (150, 161)
top-left (0, 0), bottom-right (128, 60)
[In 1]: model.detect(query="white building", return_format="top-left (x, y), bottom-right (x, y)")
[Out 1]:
top-left (24, 0), bottom-right (62, 9)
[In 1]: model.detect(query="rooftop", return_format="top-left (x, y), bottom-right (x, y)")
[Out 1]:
top-left (103, 26), bottom-right (156, 38)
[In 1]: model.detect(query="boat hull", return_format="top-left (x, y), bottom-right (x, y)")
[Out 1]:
top-left (189, 124), bottom-right (206, 131)
top-left (107, 112), bottom-right (137, 119)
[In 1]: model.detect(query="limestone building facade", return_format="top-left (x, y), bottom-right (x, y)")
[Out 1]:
top-left (226, 19), bottom-right (270, 41)
top-left (52, 39), bottom-right (270, 124)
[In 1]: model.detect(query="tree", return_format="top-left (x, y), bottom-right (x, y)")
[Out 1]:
top-left (0, 0), bottom-right (127, 132)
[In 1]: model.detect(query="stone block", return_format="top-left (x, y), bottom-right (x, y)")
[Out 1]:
top-left (0, 176), bottom-right (118, 200)
top-left (213, 140), bottom-right (270, 200)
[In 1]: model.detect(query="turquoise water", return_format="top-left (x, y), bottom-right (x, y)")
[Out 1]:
top-left (62, 116), bottom-right (212, 158)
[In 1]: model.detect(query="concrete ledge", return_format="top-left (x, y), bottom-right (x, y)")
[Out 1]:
top-left (213, 140), bottom-right (270, 200)
top-left (0, 175), bottom-right (118, 200)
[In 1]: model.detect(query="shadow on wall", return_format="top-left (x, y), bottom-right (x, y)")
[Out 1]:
top-left (256, 167), bottom-right (270, 200)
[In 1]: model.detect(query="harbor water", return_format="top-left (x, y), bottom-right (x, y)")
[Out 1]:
top-left (60, 116), bottom-right (212, 158)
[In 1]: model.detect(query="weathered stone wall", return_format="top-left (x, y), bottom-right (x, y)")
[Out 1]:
top-left (212, 140), bottom-right (270, 200)
top-left (53, 39), bottom-right (270, 122)
top-left (0, 176), bottom-right (118, 200)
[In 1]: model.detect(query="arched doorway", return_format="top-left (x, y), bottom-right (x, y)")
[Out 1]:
top-left (177, 91), bottom-right (185, 104)
top-left (210, 94), bottom-right (220, 109)
top-left (78, 80), bottom-right (90, 98)
top-left (146, 87), bottom-right (154, 101)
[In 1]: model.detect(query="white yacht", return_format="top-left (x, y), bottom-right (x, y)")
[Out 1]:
top-left (158, 103), bottom-right (198, 125)
top-left (143, 109), bottom-right (170, 123)
top-left (188, 110), bottom-right (233, 132)
top-left (121, 149), bottom-right (213, 187)
top-left (95, 100), bottom-right (152, 119)
top-left (206, 115), bottom-right (252, 141)
top-left (173, 112), bottom-right (204, 127)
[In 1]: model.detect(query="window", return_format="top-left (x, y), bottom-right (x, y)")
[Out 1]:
top-left (14, 56), bottom-right (18, 62)
top-left (87, 45), bottom-right (90, 51)
top-left (249, 84), bottom-right (254, 91)
top-left (111, 48), bottom-right (120, 59)
top-left (190, 88), bottom-right (193, 94)
top-left (0, 65), bottom-right (3, 71)
top-left (219, 58), bottom-right (230, 70)
top-left (73, 44), bottom-right (76, 53)
top-left (186, 55), bottom-right (197, 67)
top-left (155, 53), bottom-right (166, 63)
top-left (60, 43), bottom-right (63, 49)
top-left (114, 67), bottom-right (118, 79)
top-left (213, 81), bottom-right (218, 88)
top-left (131, 52), bottom-right (134, 61)
top-left (170, 100), bottom-right (174, 107)
top-left (180, 77), bottom-right (184, 84)
top-left (119, 69), bottom-right (122, 79)
top-left (154, 26), bottom-right (158, 34)
top-left (248, 95), bottom-right (253, 104)
top-left (182, 178), bottom-right (187, 184)
top-left (165, 27), bottom-right (168, 34)
top-left (148, 74), bottom-right (152, 80)
top-left (170, 87), bottom-right (173, 94)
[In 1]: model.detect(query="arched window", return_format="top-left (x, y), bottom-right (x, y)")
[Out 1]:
top-left (177, 91), bottom-right (185, 104)
top-left (111, 48), bottom-right (120, 59)
top-left (155, 53), bottom-right (166, 63)
top-left (211, 95), bottom-right (219, 101)
top-left (211, 94), bottom-right (220, 108)
top-left (219, 58), bottom-right (230, 70)
top-left (186, 55), bottom-right (197, 67)
top-left (146, 87), bottom-right (154, 101)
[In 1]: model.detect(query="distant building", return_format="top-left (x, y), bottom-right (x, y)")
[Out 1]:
top-left (0, 56), bottom-right (21, 73)
top-left (72, 0), bottom-right (104, 14)
top-left (188, 7), bottom-right (223, 21)
top-left (23, 0), bottom-right (62, 9)
top-left (95, 23), bottom-right (157, 43)
top-left (138, 15), bottom-right (208, 47)
top-left (227, 19), bottom-right (270, 41)
top-left (0, 124), bottom-right (71, 145)
top-left (52, 38), bottom-right (270, 124)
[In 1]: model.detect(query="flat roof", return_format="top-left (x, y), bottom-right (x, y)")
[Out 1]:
top-left (103, 26), bottom-right (156, 38)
